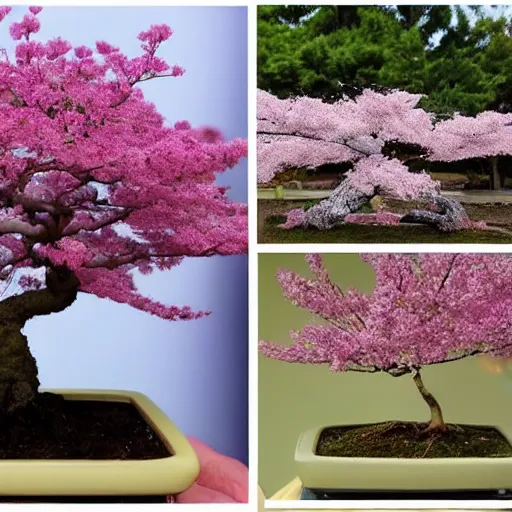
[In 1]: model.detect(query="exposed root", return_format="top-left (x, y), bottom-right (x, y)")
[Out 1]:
top-left (361, 421), bottom-right (402, 438)
top-left (420, 422), bottom-right (449, 436)
top-left (421, 436), bottom-right (438, 458)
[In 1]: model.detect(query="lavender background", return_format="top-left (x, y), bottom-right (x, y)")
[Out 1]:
top-left (1, 7), bottom-right (248, 465)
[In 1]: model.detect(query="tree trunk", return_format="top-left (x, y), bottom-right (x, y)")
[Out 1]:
top-left (0, 267), bottom-right (79, 413)
top-left (300, 181), bottom-right (472, 232)
top-left (400, 195), bottom-right (472, 232)
top-left (491, 157), bottom-right (500, 191)
top-left (303, 179), bottom-right (372, 230)
top-left (412, 370), bottom-right (446, 432)
top-left (0, 325), bottom-right (39, 413)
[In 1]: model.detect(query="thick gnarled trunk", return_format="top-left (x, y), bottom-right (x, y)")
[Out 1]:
top-left (303, 180), bottom-right (372, 230)
top-left (0, 325), bottom-right (39, 413)
top-left (401, 195), bottom-right (473, 232)
top-left (298, 180), bottom-right (472, 232)
top-left (0, 267), bottom-right (79, 413)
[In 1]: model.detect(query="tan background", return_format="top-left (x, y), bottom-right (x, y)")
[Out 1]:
top-left (258, 253), bottom-right (512, 497)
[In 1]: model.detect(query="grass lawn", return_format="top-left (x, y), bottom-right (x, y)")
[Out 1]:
top-left (260, 215), bottom-right (512, 244)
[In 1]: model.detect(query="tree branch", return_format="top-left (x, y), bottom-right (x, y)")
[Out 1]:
top-left (257, 130), bottom-right (371, 157)
top-left (0, 267), bottom-right (79, 325)
top-left (438, 254), bottom-right (458, 293)
top-left (0, 218), bottom-right (47, 239)
top-left (84, 241), bottom-right (232, 270)
top-left (61, 207), bottom-right (133, 236)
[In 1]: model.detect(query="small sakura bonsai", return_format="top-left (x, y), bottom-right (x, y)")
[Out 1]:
top-left (0, 7), bottom-right (247, 413)
top-left (260, 254), bottom-right (512, 435)
top-left (257, 89), bottom-right (512, 231)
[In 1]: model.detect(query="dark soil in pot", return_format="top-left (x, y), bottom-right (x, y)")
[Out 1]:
top-left (0, 392), bottom-right (170, 459)
top-left (316, 422), bottom-right (512, 458)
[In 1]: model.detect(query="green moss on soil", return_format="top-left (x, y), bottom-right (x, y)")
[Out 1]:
top-left (316, 422), bottom-right (512, 459)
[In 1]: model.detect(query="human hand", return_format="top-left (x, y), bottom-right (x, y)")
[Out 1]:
top-left (168, 437), bottom-right (248, 503)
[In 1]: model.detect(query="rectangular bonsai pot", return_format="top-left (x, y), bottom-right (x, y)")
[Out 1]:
top-left (295, 422), bottom-right (512, 492)
top-left (0, 389), bottom-right (200, 497)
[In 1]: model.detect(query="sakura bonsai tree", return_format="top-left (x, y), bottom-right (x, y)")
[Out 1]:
top-left (0, 7), bottom-right (247, 413)
top-left (259, 254), bottom-right (512, 433)
top-left (257, 88), bottom-right (512, 231)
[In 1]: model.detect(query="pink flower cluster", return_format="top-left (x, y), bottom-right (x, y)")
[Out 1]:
top-left (344, 211), bottom-right (402, 226)
top-left (0, 8), bottom-right (247, 320)
top-left (259, 254), bottom-right (512, 373)
top-left (278, 208), bottom-right (307, 229)
top-left (257, 88), bottom-right (512, 203)
top-left (345, 156), bottom-right (439, 200)
top-left (429, 111), bottom-right (512, 162)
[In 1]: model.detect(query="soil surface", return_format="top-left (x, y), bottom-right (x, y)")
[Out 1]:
top-left (258, 200), bottom-right (512, 244)
top-left (316, 422), bottom-right (512, 459)
top-left (0, 392), bottom-right (170, 459)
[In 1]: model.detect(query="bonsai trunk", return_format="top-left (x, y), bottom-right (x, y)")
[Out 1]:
top-left (398, 195), bottom-right (472, 232)
top-left (297, 181), bottom-right (472, 232)
top-left (0, 267), bottom-right (79, 413)
top-left (302, 180), bottom-right (372, 230)
top-left (412, 370), bottom-right (446, 432)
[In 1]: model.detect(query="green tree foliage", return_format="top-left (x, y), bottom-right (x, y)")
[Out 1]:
top-left (258, 5), bottom-right (512, 116)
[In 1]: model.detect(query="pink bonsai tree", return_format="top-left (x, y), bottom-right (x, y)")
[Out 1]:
top-left (259, 254), bottom-right (512, 433)
top-left (0, 7), bottom-right (247, 412)
top-left (257, 88), bottom-right (512, 231)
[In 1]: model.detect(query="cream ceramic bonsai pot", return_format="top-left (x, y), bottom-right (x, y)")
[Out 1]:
top-left (295, 422), bottom-right (512, 493)
top-left (0, 389), bottom-right (200, 497)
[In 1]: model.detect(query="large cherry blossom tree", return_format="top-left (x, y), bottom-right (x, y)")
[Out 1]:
top-left (259, 254), bottom-right (512, 432)
top-left (0, 7), bottom-right (247, 412)
top-left (257, 88), bottom-right (512, 231)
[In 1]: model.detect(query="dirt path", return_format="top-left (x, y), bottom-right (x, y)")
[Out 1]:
top-left (258, 188), bottom-right (512, 204)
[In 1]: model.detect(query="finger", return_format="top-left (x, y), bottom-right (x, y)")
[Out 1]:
top-left (186, 436), bottom-right (248, 502)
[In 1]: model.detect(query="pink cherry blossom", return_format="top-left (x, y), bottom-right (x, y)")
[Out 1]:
top-left (0, 7), bottom-right (11, 23)
top-left (344, 211), bottom-right (402, 226)
top-left (429, 111), bottom-right (512, 162)
top-left (0, 8), bottom-right (247, 320)
top-left (278, 208), bottom-right (307, 230)
top-left (256, 89), bottom-right (440, 226)
top-left (257, 89), bottom-right (505, 231)
top-left (29, 6), bottom-right (43, 15)
top-left (260, 254), bottom-right (512, 373)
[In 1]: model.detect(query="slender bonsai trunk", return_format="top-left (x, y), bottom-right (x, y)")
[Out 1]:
top-left (0, 267), bottom-right (79, 413)
top-left (412, 370), bottom-right (446, 432)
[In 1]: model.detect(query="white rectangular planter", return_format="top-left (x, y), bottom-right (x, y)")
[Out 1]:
top-left (0, 389), bottom-right (200, 497)
top-left (295, 422), bottom-right (512, 492)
